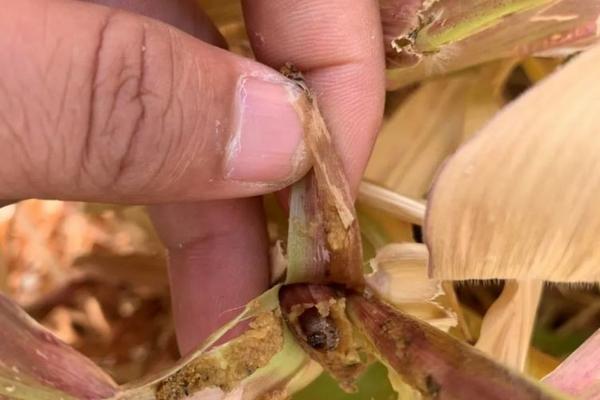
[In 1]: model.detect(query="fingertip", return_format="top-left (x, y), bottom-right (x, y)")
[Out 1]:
top-left (242, 0), bottom-right (386, 193)
top-left (223, 77), bottom-right (311, 186)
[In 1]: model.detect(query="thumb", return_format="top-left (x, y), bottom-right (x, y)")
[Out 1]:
top-left (0, 0), bottom-right (309, 203)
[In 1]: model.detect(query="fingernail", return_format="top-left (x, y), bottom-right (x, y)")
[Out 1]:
top-left (225, 77), bottom-right (306, 183)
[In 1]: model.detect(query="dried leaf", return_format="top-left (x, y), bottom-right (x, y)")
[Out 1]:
top-left (441, 281), bottom-right (474, 342)
top-left (367, 61), bottom-right (515, 199)
top-left (461, 305), bottom-right (561, 378)
top-left (426, 44), bottom-right (600, 281)
top-left (366, 74), bottom-right (472, 199)
top-left (73, 252), bottom-right (168, 295)
top-left (476, 280), bottom-right (543, 371)
top-left (462, 60), bottom-right (520, 139)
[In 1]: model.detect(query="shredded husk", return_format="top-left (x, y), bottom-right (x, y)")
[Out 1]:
top-left (366, 243), bottom-right (441, 304)
top-left (115, 286), bottom-right (292, 400)
top-left (155, 312), bottom-right (283, 400)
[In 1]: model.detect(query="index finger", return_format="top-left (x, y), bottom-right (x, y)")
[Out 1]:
top-left (242, 0), bottom-right (386, 193)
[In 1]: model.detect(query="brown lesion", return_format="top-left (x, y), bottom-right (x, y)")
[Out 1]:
top-left (156, 311), bottom-right (283, 400)
top-left (425, 374), bottom-right (441, 398)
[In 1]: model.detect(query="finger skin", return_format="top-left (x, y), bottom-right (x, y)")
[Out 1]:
top-left (84, 0), bottom-right (272, 354)
top-left (242, 0), bottom-right (386, 192)
top-left (0, 0), bottom-right (309, 203)
top-left (79, 0), bottom-right (226, 46)
top-left (148, 199), bottom-right (269, 354)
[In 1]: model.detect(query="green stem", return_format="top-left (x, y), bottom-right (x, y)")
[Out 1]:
top-left (416, 0), bottom-right (554, 52)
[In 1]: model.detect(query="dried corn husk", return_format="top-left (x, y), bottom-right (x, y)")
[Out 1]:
top-left (476, 280), bottom-right (544, 371)
top-left (367, 62), bottom-right (515, 199)
top-left (366, 243), bottom-right (440, 303)
top-left (426, 44), bottom-right (600, 282)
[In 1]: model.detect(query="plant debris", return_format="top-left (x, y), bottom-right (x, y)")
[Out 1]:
top-left (156, 312), bottom-right (283, 400)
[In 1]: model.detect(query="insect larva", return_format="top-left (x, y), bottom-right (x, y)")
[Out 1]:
top-left (298, 307), bottom-right (340, 351)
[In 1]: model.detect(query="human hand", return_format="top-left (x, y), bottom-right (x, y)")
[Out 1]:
top-left (0, 0), bottom-right (385, 354)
